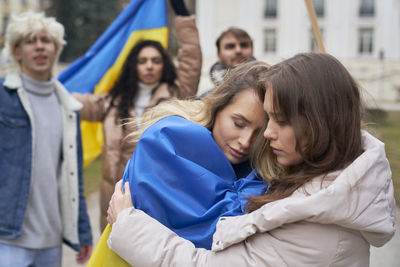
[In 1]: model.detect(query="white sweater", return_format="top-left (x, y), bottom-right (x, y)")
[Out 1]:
top-left (134, 82), bottom-right (159, 117)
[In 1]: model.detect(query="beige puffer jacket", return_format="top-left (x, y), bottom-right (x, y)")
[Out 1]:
top-left (108, 131), bottom-right (396, 266)
top-left (74, 15), bottom-right (202, 231)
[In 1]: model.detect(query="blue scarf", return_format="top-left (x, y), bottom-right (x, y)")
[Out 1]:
top-left (122, 116), bottom-right (267, 249)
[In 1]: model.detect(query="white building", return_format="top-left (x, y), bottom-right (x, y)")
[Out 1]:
top-left (196, 0), bottom-right (400, 110)
top-left (0, 0), bottom-right (44, 41)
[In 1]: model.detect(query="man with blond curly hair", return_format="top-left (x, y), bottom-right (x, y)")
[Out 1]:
top-left (0, 11), bottom-right (92, 266)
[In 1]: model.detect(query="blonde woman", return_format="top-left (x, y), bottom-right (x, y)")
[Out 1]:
top-left (108, 61), bottom-right (270, 249)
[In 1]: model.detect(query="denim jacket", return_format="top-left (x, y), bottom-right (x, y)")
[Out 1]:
top-left (0, 73), bottom-right (92, 251)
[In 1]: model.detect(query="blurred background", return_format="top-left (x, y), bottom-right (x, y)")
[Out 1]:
top-left (1, 0), bottom-right (397, 205)
top-left (0, 1), bottom-right (398, 265)
top-left (0, 0), bottom-right (399, 110)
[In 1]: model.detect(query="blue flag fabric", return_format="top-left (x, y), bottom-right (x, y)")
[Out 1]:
top-left (122, 116), bottom-right (267, 249)
top-left (57, 0), bottom-right (168, 166)
top-left (58, 0), bottom-right (168, 93)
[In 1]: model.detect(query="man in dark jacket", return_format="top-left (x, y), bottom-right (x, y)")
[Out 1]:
top-left (199, 27), bottom-right (254, 99)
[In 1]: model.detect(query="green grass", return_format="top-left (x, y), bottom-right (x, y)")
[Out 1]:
top-left (365, 110), bottom-right (400, 206)
top-left (82, 156), bottom-right (102, 198)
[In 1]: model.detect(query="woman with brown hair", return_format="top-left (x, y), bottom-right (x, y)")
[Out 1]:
top-left (107, 52), bottom-right (396, 266)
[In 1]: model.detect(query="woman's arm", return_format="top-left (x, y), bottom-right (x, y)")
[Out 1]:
top-left (72, 93), bottom-right (108, 121)
top-left (107, 181), bottom-right (280, 267)
top-left (174, 15), bottom-right (202, 98)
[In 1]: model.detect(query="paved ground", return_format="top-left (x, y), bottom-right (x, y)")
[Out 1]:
top-left (62, 191), bottom-right (400, 267)
top-left (370, 208), bottom-right (400, 267)
top-left (62, 192), bottom-right (101, 267)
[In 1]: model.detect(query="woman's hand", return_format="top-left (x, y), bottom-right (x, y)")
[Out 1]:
top-left (169, 0), bottom-right (190, 16)
top-left (107, 180), bottom-right (133, 225)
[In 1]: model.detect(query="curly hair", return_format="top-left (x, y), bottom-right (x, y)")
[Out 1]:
top-left (106, 40), bottom-right (177, 125)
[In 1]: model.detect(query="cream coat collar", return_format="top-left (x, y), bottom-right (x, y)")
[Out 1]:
top-left (212, 131), bottom-right (396, 251)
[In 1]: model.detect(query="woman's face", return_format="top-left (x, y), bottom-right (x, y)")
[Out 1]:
top-left (212, 88), bottom-right (265, 165)
top-left (263, 89), bottom-right (303, 166)
top-left (136, 46), bottom-right (164, 85)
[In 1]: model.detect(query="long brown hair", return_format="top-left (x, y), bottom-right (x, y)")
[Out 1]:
top-left (248, 52), bottom-right (364, 211)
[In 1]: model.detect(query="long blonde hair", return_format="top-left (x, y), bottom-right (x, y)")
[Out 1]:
top-left (127, 61), bottom-right (270, 147)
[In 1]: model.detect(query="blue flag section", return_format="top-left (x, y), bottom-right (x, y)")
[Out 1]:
top-left (122, 116), bottom-right (267, 249)
top-left (58, 0), bottom-right (168, 166)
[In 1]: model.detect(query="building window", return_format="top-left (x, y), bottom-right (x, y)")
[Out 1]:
top-left (310, 28), bottom-right (324, 51)
top-left (358, 28), bottom-right (374, 54)
top-left (264, 0), bottom-right (278, 18)
top-left (263, 29), bottom-right (276, 53)
top-left (359, 0), bottom-right (374, 16)
top-left (313, 0), bottom-right (324, 17)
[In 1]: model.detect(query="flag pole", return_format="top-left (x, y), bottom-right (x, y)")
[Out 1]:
top-left (304, 0), bottom-right (326, 52)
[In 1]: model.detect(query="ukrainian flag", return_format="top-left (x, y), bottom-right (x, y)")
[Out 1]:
top-left (59, 0), bottom-right (168, 167)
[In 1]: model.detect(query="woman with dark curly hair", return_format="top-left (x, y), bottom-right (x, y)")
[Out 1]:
top-left (74, 0), bottom-right (202, 231)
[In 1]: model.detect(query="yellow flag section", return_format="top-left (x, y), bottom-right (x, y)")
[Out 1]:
top-left (87, 224), bottom-right (130, 267)
top-left (58, 0), bottom-right (168, 167)
top-left (82, 27), bottom-right (168, 166)
top-left (94, 28), bottom-right (168, 95)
